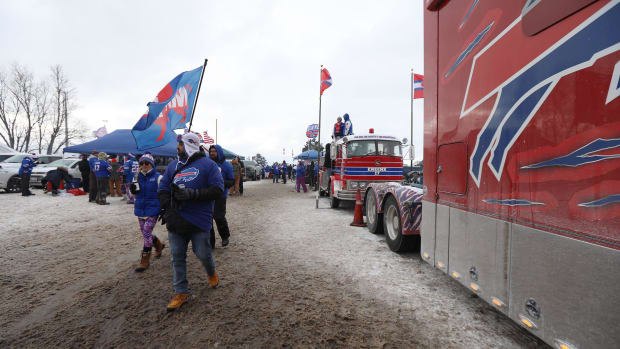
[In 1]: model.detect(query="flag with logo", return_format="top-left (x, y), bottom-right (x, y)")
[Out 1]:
top-left (413, 73), bottom-right (424, 99)
top-left (320, 68), bottom-right (332, 95)
top-left (93, 126), bottom-right (108, 138)
top-left (132, 66), bottom-right (203, 150)
top-left (306, 124), bottom-right (319, 138)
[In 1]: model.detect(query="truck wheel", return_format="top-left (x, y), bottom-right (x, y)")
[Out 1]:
top-left (365, 189), bottom-right (383, 234)
top-left (6, 176), bottom-right (21, 193)
top-left (383, 196), bottom-right (418, 252)
top-left (329, 185), bottom-right (340, 208)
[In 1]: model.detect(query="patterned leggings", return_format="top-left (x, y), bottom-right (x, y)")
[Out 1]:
top-left (138, 217), bottom-right (158, 248)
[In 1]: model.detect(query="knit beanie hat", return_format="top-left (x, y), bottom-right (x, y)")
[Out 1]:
top-left (180, 133), bottom-right (201, 158)
top-left (139, 152), bottom-right (155, 167)
top-left (98, 152), bottom-right (108, 160)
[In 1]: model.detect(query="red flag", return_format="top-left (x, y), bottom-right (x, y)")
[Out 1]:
top-left (320, 68), bottom-right (332, 96)
top-left (413, 73), bottom-right (424, 99)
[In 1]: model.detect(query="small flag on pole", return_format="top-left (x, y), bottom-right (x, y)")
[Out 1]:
top-left (320, 68), bottom-right (332, 95)
top-left (306, 124), bottom-right (319, 138)
top-left (93, 126), bottom-right (108, 138)
top-left (203, 131), bottom-right (214, 144)
top-left (413, 74), bottom-right (424, 99)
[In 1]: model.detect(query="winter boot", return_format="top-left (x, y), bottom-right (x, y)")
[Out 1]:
top-left (135, 251), bottom-right (151, 272)
top-left (208, 270), bottom-right (219, 288)
top-left (153, 238), bottom-right (166, 259)
top-left (166, 293), bottom-right (189, 312)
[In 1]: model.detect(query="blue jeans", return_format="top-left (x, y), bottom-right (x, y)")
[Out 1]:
top-left (168, 231), bottom-right (216, 294)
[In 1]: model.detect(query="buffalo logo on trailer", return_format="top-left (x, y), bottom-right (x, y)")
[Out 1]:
top-left (460, 2), bottom-right (620, 187)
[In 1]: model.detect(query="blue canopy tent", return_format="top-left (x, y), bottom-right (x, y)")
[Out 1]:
top-left (63, 129), bottom-right (239, 158)
top-left (293, 150), bottom-right (319, 160)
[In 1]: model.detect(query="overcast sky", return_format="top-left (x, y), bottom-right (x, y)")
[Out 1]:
top-left (0, 0), bottom-right (424, 163)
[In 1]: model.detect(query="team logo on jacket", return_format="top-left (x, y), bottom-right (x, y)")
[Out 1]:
top-left (174, 167), bottom-right (200, 183)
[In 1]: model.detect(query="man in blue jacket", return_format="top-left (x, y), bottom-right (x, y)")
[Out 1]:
top-left (343, 113), bottom-right (353, 136)
top-left (296, 161), bottom-right (307, 193)
top-left (208, 145), bottom-right (234, 248)
top-left (94, 152), bottom-right (113, 205)
top-left (19, 154), bottom-right (38, 196)
top-left (88, 150), bottom-right (99, 202)
top-left (158, 133), bottom-right (224, 312)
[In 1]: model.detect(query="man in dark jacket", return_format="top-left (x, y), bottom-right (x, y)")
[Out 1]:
top-left (209, 145), bottom-right (234, 248)
top-left (78, 154), bottom-right (90, 192)
top-left (158, 133), bottom-right (224, 312)
top-left (42, 167), bottom-right (74, 196)
top-left (281, 160), bottom-right (287, 184)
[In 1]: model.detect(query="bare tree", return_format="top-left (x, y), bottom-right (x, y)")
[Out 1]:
top-left (33, 80), bottom-right (51, 153)
top-left (0, 69), bottom-right (22, 149)
top-left (46, 65), bottom-right (73, 154)
top-left (8, 64), bottom-right (36, 152)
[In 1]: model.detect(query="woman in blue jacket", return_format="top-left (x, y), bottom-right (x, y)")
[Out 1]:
top-left (130, 153), bottom-right (165, 272)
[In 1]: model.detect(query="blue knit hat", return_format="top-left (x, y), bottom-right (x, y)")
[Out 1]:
top-left (139, 152), bottom-right (155, 167)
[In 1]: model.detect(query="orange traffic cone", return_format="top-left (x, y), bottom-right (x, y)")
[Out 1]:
top-left (350, 189), bottom-right (367, 227)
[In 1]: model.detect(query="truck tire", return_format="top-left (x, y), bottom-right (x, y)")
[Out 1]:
top-left (383, 195), bottom-right (418, 252)
top-left (329, 185), bottom-right (340, 208)
top-left (365, 189), bottom-right (383, 234)
top-left (6, 176), bottom-right (21, 193)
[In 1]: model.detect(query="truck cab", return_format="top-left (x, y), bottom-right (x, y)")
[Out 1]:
top-left (319, 129), bottom-right (403, 208)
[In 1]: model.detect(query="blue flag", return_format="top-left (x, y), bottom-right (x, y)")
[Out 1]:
top-left (132, 66), bottom-right (203, 150)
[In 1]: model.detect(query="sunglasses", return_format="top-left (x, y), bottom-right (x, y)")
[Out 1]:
top-left (139, 161), bottom-right (150, 166)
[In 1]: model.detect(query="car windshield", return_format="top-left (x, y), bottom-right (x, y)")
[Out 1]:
top-left (42, 159), bottom-right (76, 167)
top-left (346, 140), bottom-right (401, 157)
top-left (2, 154), bottom-right (27, 163)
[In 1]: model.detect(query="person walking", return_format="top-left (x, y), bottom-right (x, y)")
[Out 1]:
top-left (309, 160), bottom-right (316, 188)
top-left (19, 154), bottom-right (38, 196)
top-left (281, 160), bottom-right (287, 184)
top-left (230, 157), bottom-right (241, 196)
top-left (94, 152), bottom-right (112, 205)
top-left (273, 162), bottom-right (279, 183)
top-left (130, 153), bottom-right (166, 272)
top-left (108, 155), bottom-right (122, 197)
top-left (296, 161), bottom-right (307, 193)
top-left (88, 150), bottom-right (99, 203)
top-left (42, 166), bottom-right (74, 196)
top-left (158, 133), bottom-right (224, 311)
top-left (78, 154), bottom-right (90, 192)
top-left (209, 145), bottom-right (233, 248)
top-left (238, 158), bottom-right (244, 195)
top-left (123, 153), bottom-right (138, 204)
top-left (287, 163), bottom-right (292, 180)
top-left (314, 161), bottom-right (319, 190)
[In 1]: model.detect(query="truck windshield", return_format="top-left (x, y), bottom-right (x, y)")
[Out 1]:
top-left (346, 140), bottom-right (401, 157)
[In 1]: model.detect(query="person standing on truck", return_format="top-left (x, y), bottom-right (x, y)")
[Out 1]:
top-left (208, 145), bottom-right (233, 248)
top-left (129, 153), bottom-right (165, 272)
top-left (343, 113), bottom-right (353, 136)
top-left (18, 154), bottom-right (38, 196)
top-left (157, 133), bottom-right (224, 311)
top-left (78, 154), bottom-right (90, 192)
top-left (94, 152), bottom-right (113, 205)
top-left (332, 116), bottom-right (344, 140)
top-left (296, 161), bottom-right (307, 193)
top-left (88, 150), bottom-right (99, 203)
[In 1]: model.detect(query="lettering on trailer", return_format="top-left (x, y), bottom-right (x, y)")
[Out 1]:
top-left (460, 2), bottom-right (620, 187)
top-left (368, 167), bottom-right (387, 175)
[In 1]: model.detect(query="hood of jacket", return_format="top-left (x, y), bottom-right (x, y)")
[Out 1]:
top-left (209, 144), bottom-right (226, 164)
top-left (343, 113), bottom-right (350, 122)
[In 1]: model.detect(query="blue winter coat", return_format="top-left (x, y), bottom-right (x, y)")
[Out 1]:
top-left (93, 160), bottom-right (112, 178)
top-left (88, 157), bottom-right (98, 170)
top-left (18, 156), bottom-right (36, 175)
top-left (134, 169), bottom-right (161, 217)
top-left (343, 113), bottom-right (353, 135)
top-left (274, 165), bottom-right (280, 175)
top-left (296, 163), bottom-right (306, 177)
top-left (159, 155), bottom-right (224, 234)
top-left (212, 145), bottom-right (234, 198)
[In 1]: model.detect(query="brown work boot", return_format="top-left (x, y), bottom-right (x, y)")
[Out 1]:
top-left (166, 293), bottom-right (189, 312)
top-left (153, 238), bottom-right (166, 258)
top-left (208, 271), bottom-right (219, 288)
top-left (135, 251), bottom-right (151, 272)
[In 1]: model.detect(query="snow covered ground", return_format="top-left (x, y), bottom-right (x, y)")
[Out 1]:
top-left (0, 181), bottom-right (547, 348)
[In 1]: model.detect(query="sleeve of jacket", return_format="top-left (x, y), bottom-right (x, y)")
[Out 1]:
top-left (196, 162), bottom-right (224, 201)
top-left (222, 162), bottom-right (234, 188)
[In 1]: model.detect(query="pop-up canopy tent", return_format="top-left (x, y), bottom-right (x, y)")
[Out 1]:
top-left (293, 150), bottom-right (319, 160)
top-left (63, 129), bottom-right (239, 158)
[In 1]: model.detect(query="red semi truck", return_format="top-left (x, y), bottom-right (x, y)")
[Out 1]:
top-left (364, 1), bottom-right (619, 348)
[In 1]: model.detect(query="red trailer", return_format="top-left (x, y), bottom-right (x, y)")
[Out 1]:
top-left (421, 1), bottom-right (620, 347)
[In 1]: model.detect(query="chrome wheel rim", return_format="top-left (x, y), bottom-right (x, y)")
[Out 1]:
top-left (386, 205), bottom-right (399, 240)
top-left (367, 193), bottom-right (376, 225)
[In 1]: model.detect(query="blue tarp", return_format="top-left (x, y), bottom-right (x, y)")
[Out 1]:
top-left (294, 150), bottom-right (319, 160)
top-left (63, 129), bottom-right (239, 158)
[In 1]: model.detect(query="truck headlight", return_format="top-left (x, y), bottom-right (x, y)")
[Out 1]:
top-left (359, 182), bottom-right (367, 189)
top-left (349, 181), bottom-right (358, 189)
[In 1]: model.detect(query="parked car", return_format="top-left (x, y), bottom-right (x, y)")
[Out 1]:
top-left (241, 160), bottom-right (260, 181)
top-left (29, 158), bottom-right (83, 187)
top-left (0, 154), bottom-right (62, 192)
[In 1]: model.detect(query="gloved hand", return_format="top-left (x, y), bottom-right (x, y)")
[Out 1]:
top-left (130, 183), bottom-right (139, 194)
top-left (158, 209), bottom-right (167, 225)
top-left (172, 183), bottom-right (198, 201)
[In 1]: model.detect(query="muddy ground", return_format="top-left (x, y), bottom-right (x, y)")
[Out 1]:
top-left (0, 180), bottom-right (547, 348)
